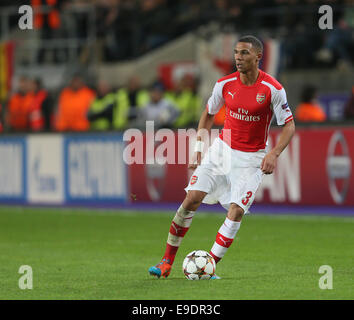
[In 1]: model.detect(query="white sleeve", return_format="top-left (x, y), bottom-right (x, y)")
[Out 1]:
top-left (206, 81), bottom-right (224, 115)
top-left (272, 87), bottom-right (294, 125)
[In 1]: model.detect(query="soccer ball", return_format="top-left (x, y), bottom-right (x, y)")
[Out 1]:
top-left (182, 250), bottom-right (216, 280)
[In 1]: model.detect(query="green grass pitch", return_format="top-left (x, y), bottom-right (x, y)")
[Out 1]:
top-left (0, 206), bottom-right (353, 300)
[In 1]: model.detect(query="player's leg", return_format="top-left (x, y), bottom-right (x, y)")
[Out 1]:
top-left (209, 165), bottom-right (263, 266)
top-left (164, 190), bottom-right (207, 265)
top-left (149, 139), bottom-right (221, 278)
top-left (209, 203), bottom-right (243, 264)
top-left (148, 190), bottom-right (206, 278)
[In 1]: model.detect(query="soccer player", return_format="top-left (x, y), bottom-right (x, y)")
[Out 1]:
top-left (148, 35), bottom-right (295, 279)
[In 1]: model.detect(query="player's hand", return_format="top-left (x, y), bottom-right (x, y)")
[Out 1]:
top-left (261, 151), bottom-right (278, 174)
top-left (188, 151), bottom-right (202, 169)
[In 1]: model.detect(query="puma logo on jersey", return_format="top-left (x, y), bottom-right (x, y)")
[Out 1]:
top-left (228, 91), bottom-right (236, 99)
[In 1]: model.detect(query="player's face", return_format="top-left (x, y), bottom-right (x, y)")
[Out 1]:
top-left (234, 42), bottom-right (261, 73)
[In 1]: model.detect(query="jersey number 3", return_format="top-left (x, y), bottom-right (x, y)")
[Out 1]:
top-left (242, 191), bottom-right (253, 206)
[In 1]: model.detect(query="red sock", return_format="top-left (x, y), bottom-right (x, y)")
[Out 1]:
top-left (163, 244), bottom-right (179, 265)
top-left (162, 206), bottom-right (194, 265)
top-left (164, 221), bottom-right (190, 264)
top-left (209, 218), bottom-right (241, 264)
top-left (209, 251), bottom-right (221, 264)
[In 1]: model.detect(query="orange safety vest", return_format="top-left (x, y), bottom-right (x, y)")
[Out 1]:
top-left (56, 87), bottom-right (95, 131)
top-left (32, 0), bottom-right (60, 29)
top-left (7, 92), bottom-right (35, 130)
top-left (295, 102), bottom-right (327, 122)
top-left (29, 90), bottom-right (47, 131)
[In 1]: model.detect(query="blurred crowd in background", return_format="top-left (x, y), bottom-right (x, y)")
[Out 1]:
top-left (1, 0), bottom-right (353, 68)
top-left (1, 72), bottom-right (354, 133)
top-left (92, 0), bottom-right (354, 69)
top-left (0, 0), bottom-right (353, 133)
top-left (0, 73), bottom-right (203, 132)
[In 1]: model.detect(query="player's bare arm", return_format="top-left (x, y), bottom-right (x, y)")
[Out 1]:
top-left (188, 108), bottom-right (215, 169)
top-left (261, 119), bottom-right (296, 174)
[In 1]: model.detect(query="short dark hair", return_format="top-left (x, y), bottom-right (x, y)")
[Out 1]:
top-left (150, 81), bottom-right (165, 92)
top-left (238, 35), bottom-right (263, 53)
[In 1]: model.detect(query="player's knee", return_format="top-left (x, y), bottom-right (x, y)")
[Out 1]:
top-left (227, 203), bottom-right (244, 221)
top-left (183, 191), bottom-right (205, 211)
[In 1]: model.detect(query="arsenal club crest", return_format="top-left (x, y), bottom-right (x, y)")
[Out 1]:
top-left (256, 93), bottom-right (266, 104)
top-left (190, 175), bottom-right (198, 185)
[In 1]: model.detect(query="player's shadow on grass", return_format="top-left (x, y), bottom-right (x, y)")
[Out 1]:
top-left (145, 277), bottom-right (232, 281)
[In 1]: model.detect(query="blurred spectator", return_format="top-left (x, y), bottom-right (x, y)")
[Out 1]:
top-left (174, 0), bottom-right (203, 34)
top-left (211, 0), bottom-right (243, 28)
top-left (138, 0), bottom-right (175, 53)
top-left (28, 78), bottom-right (53, 131)
top-left (344, 86), bottom-right (354, 119)
top-left (113, 76), bottom-right (150, 130)
top-left (165, 74), bottom-right (201, 128)
top-left (87, 79), bottom-right (116, 130)
top-left (214, 104), bottom-right (226, 126)
top-left (295, 85), bottom-right (327, 122)
top-left (97, 0), bottom-right (138, 61)
top-left (6, 76), bottom-right (30, 131)
top-left (55, 75), bottom-right (95, 131)
top-left (34, 0), bottom-right (66, 64)
top-left (6, 76), bottom-right (40, 132)
top-left (139, 81), bottom-right (180, 129)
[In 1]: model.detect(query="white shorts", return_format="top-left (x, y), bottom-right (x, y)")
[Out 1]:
top-left (185, 137), bottom-right (267, 213)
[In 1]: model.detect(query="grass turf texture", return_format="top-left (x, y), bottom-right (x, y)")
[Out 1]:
top-left (0, 206), bottom-right (353, 300)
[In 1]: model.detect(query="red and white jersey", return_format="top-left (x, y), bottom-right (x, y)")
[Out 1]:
top-left (207, 70), bottom-right (293, 152)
